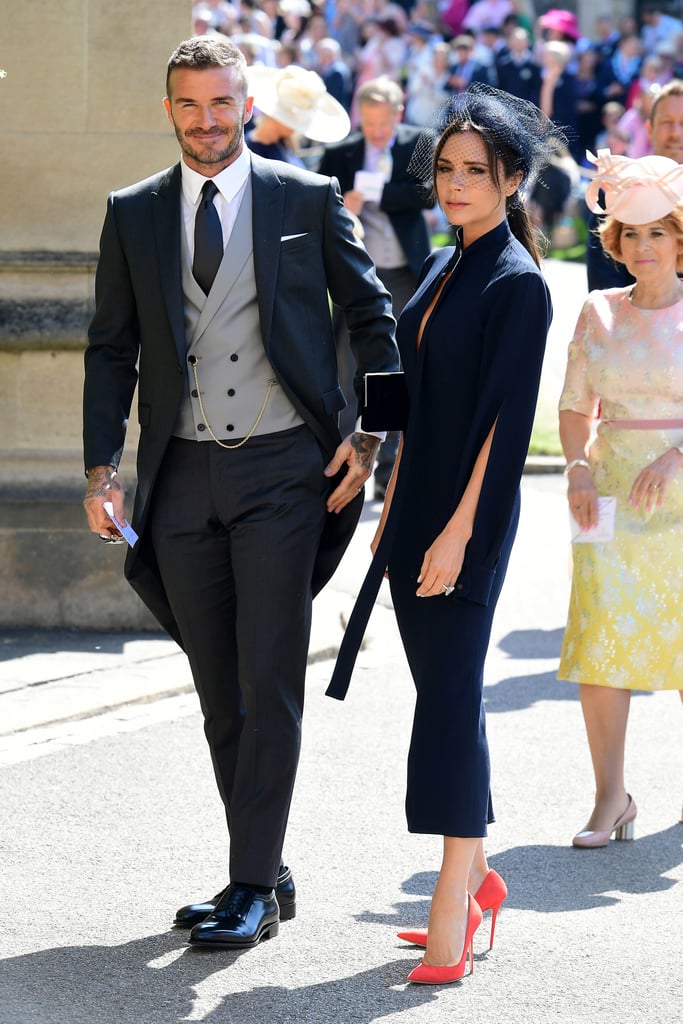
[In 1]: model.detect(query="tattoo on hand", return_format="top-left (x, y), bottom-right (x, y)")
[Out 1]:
top-left (85, 468), bottom-right (122, 503)
top-left (351, 433), bottom-right (379, 473)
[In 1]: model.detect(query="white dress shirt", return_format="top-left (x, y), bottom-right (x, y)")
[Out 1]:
top-left (179, 147), bottom-right (251, 258)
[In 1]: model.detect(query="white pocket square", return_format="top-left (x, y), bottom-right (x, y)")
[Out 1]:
top-left (280, 233), bottom-right (307, 242)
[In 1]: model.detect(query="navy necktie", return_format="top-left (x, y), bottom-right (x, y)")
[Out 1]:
top-left (193, 180), bottom-right (223, 295)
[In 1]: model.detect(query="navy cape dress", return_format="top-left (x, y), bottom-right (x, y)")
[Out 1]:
top-left (328, 220), bottom-right (552, 837)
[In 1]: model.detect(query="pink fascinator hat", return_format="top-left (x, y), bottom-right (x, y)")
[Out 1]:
top-left (585, 149), bottom-right (683, 224)
top-left (539, 9), bottom-right (581, 41)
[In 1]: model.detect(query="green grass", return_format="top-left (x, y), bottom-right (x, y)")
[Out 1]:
top-left (547, 215), bottom-right (589, 264)
top-left (530, 391), bottom-right (562, 455)
top-left (529, 420), bottom-right (562, 456)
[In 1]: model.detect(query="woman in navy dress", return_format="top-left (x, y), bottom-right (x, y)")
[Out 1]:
top-left (328, 88), bottom-right (564, 984)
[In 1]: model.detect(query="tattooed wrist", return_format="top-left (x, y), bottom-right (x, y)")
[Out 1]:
top-left (85, 466), bottom-right (121, 500)
top-left (350, 432), bottom-right (380, 472)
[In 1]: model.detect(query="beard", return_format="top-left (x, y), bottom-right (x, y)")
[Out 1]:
top-left (173, 120), bottom-right (245, 168)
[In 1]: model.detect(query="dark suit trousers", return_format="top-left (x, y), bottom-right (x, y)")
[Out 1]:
top-left (148, 426), bottom-right (327, 887)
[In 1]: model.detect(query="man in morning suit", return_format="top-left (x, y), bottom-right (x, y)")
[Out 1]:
top-left (82, 35), bottom-right (398, 950)
top-left (317, 76), bottom-right (432, 499)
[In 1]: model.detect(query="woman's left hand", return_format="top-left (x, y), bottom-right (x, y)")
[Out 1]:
top-left (416, 529), bottom-right (468, 598)
top-left (629, 449), bottom-right (681, 511)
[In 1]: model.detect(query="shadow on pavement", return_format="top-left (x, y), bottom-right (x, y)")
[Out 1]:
top-left (496, 627), bottom-right (565, 660)
top-left (483, 670), bottom-right (579, 713)
top-left (0, 629), bottom-right (167, 662)
top-left (355, 824), bottom-right (682, 935)
top-left (0, 932), bottom-right (439, 1024)
top-left (489, 827), bottom-right (682, 910)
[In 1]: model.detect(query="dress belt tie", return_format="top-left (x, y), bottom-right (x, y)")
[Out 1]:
top-left (601, 418), bottom-right (683, 429)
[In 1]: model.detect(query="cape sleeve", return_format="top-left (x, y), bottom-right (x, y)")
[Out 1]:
top-left (457, 265), bottom-right (552, 605)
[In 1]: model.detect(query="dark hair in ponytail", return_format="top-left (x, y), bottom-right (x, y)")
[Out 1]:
top-left (506, 198), bottom-right (542, 267)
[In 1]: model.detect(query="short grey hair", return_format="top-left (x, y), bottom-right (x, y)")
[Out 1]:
top-left (356, 76), bottom-right (404, 111)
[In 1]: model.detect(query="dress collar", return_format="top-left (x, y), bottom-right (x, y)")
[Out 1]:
top-left (455, 219), bottom-right (513, 258)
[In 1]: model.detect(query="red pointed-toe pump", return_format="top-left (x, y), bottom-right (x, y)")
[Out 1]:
top-left (406, 894), bottom-right (483, 985)
top-left (398, 868), bottom-right (507, 951)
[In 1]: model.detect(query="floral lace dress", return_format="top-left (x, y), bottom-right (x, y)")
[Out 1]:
top-left (558, 287), bottom-right (683, 689)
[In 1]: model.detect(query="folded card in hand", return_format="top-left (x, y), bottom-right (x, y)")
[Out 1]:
top-left (361, 372), bottom-right (409, 432)
top-left (570, 496), bottom-right (616, 543)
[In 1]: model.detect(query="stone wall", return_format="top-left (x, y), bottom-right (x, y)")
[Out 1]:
top-left (0, 1), bottom-right (190, 629)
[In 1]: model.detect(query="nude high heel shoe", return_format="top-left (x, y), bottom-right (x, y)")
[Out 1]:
top-left (572, 794), bottom-right (637, 848)
top-left (406, 895), bottom-right (483, 985)
top-left (398, 868), bottom-right (507, 950)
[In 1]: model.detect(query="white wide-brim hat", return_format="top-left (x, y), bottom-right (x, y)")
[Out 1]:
top-left (246, 64), bottom-right (350, 143)
top-left (585, 149), bottom-right (683, 224)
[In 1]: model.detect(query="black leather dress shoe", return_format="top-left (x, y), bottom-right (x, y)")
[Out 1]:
top-left (174, 864), bottom-right (296, 928)
top-left (188, 884), bottom-right (279, 948)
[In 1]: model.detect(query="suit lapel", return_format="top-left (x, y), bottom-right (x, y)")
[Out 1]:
top-left (152, 164), bottom-right (185, 363)
top-left (388, 127), bottom-right (412, 179)
top-left (351, 136), bottom-right (365, 176)
top-left (251, 155), bottom-right (286, 349)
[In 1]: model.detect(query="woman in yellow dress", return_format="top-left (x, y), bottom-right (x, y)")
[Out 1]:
top-left (558, 150), bottom-right (683, 846)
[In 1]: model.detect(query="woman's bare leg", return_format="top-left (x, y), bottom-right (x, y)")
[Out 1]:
top-left (578, 683), bottom-right (631, 831)
top-left (423, 836), bottom-right (480, 966)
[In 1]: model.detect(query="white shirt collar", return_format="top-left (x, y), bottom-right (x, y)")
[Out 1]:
top-left (180, 146), bottom-right (251, 206)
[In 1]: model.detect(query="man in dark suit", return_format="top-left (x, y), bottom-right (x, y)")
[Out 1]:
top-left (317, 77), bottom-right (432, 498)
top-left (314, 37), bottom-right (353, 112)
top-left (495, 27), bottom-right (541, 105)
top-left (82, 35), bottom-right (398, 950)
top-left (447, 34), bottom-right (494, 94)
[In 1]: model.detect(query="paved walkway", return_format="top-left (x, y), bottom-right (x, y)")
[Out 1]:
top-left (1, 474), bottom-right (681, 1024)
top-left (1, 260), bottom-right (680, 1024)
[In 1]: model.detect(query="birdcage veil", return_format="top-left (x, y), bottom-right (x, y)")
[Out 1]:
top-left (407, 83), bottom-right (569, 201)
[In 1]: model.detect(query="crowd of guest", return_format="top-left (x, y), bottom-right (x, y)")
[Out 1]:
top-left (191, 1), bottom-right (683, 239)
top-left (193, 2), bottom-right (683, 150)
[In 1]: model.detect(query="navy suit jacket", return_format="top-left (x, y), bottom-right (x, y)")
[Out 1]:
top-left (83, 153), bottom-right (398, 642)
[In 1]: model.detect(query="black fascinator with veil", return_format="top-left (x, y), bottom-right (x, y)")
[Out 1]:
top-left (407, 84), bottom-right (569, 200)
